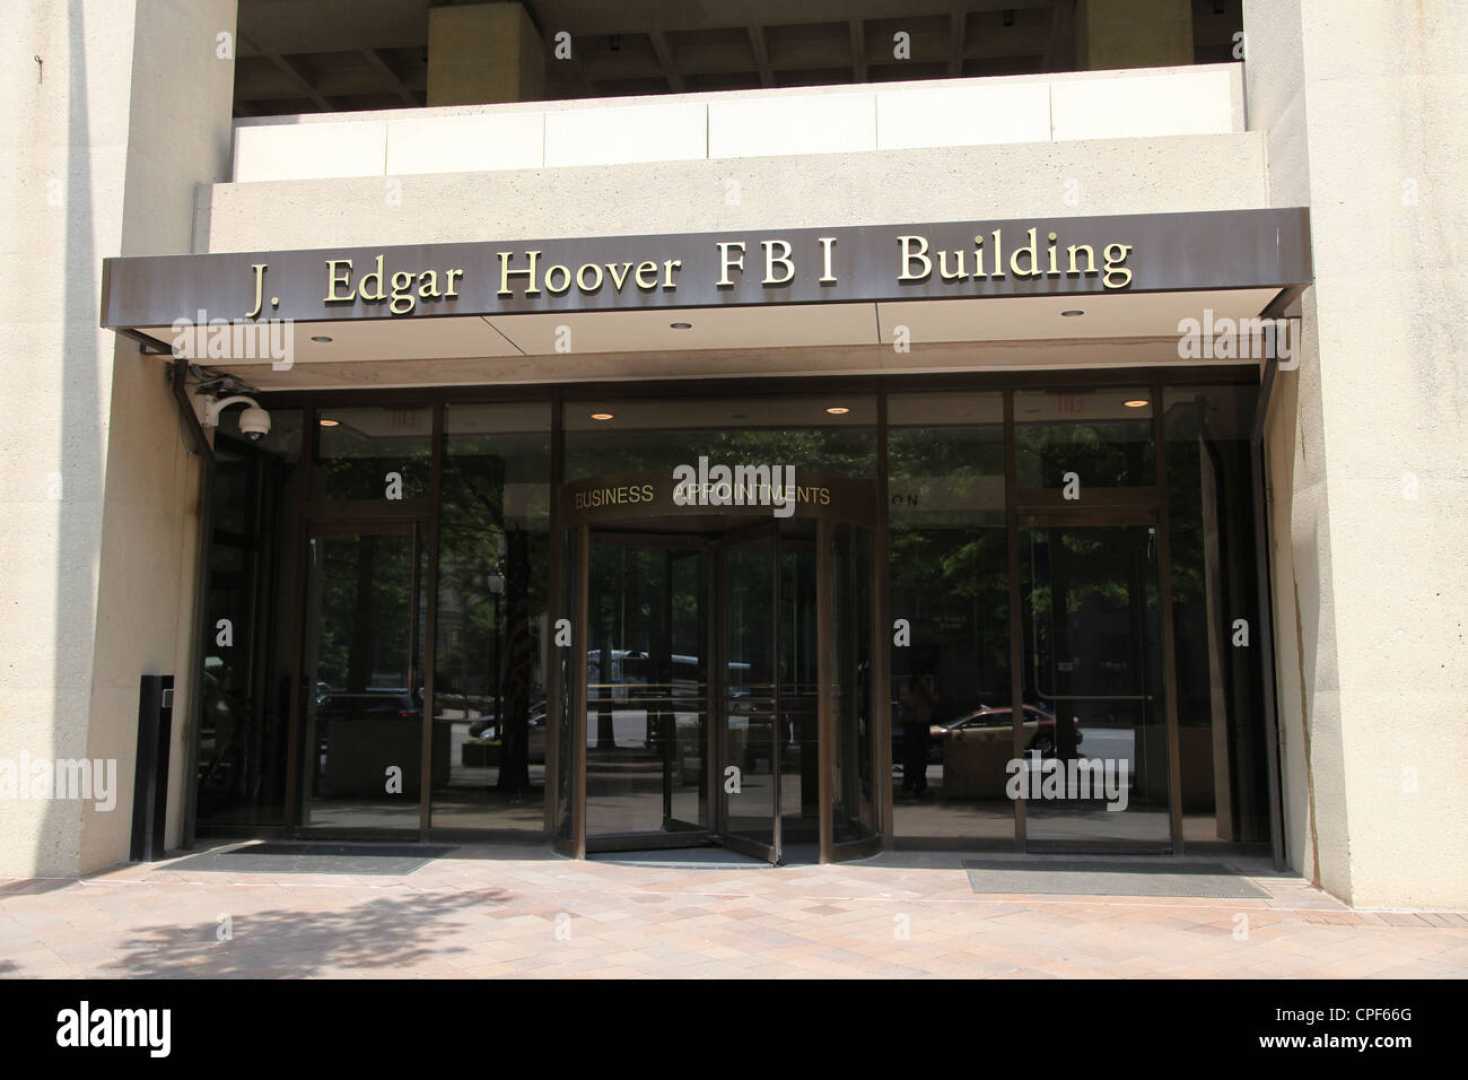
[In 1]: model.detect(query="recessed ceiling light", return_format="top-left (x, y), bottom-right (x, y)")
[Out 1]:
top-left (590, 412), bottom-right (615, 421)
top-left (1060, 310), bottom-right (1085, 318)
top-left (826, 406), bottom-right (850, 415)
top-left (1123, 399), bottom-right (1150, 409)
top-left (318, 417), bottom-right (340, 427)
top-left (669, 321), bottom-right (693, 330)
top-left (310, 335), bottom-right (334, 343)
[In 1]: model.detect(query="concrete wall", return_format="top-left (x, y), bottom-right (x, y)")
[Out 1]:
top-left (0, 0), bottom-right (236, 879)
top-left (1246, 0), bottom-right (1468, 908)
top-left (204, 131), bottom-right (1266, 253)
top-left (231, 63), bottom-right (1246, 183)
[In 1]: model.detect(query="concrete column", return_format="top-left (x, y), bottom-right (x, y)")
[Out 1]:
top-left (0, 0), bottom-right (237, 878)
top-left (427, 2), bottom-right (545, 107)
top-left (1246, 0), bottom-right (1468, 908)
top-left (1077, 0), bottom-right (1194, 71)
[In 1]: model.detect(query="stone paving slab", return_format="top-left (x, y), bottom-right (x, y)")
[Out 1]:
top-left (0, 845), bottom-right (1465, 980)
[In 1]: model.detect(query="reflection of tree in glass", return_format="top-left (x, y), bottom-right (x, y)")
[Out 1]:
top-left (316, 536), bottom-right (413, 693)
top-left (566, 425), bottom-right (875, 479)
top-left (1016, 421), bottom-right (1152, 487)
top-left (438, 433), bottom-right (549, 797)
top-left (317, 453), bottom-right (430, 502)
top-left (888, 426), bottom-right (1009, 706)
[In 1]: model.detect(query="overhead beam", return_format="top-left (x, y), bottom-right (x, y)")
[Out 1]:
top-left (241, 33), bottom-right (332, 112)
top-left (648, 31), bottom-right (684, 93)
top-left (360, 47), bottom-right (416, 107)
top-left (536, 0), bottom-right (1051, 36)
top-left (747, 25), bottom-right (773, 88)
top-left (1044, 0), bottom-right (1077, 72)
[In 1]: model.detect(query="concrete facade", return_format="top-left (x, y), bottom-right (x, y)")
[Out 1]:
top-left (1246, 0), bottom-right (1468, 909)
top-left (0, 0), bottom-right (236, 877)
top-left (1, 0), bottom-right (1464, 908)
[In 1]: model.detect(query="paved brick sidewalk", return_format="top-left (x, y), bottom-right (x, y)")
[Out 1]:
top-left (2, 846), bottom-right (1465, 979)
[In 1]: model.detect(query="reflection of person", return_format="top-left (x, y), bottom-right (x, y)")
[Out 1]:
top-left (900, 673), bottom-right (938, 796)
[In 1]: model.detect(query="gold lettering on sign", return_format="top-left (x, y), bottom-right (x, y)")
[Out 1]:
top-left (1009, 227), bottom-right (1038, 278)
top-left (325, 259), bottom-right (354, 302)
top-left (761, 240), bottom-right (794, 285)
top-left (358, 255), bottom-right (387, 301)
top-left (897, 235), bottom-right (930, 281)
top-left (1102, 243), bottom-right (1133, 289)
top-left (897, 230), bottom-right (1133, 289)
top-left (247, 263), bottom-right (268, 319)
top-left (716, 242), bottom-right (745, 287)
top-left (499, 250), bottom-right (543, 297)
top-left (818, 237), bottom-right (837, 284)
top-left (322, 257), bottom-right (462, 315)
top-left (574, 484), bottom-right (656, 511)
top-left (496, 252), bottom-right (680, 298)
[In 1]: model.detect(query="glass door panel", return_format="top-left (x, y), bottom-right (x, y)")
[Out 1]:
top-left (584, 537), bottom-right (709, 843)
top-left (720, 525), bottom-right (780, 863)
top-left (302, 526), bottom-right (423, 831)
top-left (779, 531), bottom-right (819, 852)
top-left (829, 522), bottom-right (877, 846)
top-left (1020, 520), bottom-right (1170, 846)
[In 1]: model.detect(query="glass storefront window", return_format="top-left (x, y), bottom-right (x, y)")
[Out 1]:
top-left (563, 395), bottom-right (877, 481)
top-left (1015, 387), bottom-right (1155, 490)
top-left (196, 408), bottom-right (303, 830)
top-left (315, 406), bottom-right (432, 504)
top-left (887, 392), bottom-right (1010, 845)
top-left (191, 377), bottom-right (1274, 858)
top-left (433, 403), bottom-right (551, 832)
top-left (1164, 384), bottom-right (1271, 845)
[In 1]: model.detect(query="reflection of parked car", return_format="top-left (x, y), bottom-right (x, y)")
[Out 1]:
top-left (316, 687), bottom-right (419, 727)
top-left (928, 704), bottom-right (1080, 761)
top-left (313, 687), bottom-right (439, 796)
top-left (466, 701), bottom-right (547, 764)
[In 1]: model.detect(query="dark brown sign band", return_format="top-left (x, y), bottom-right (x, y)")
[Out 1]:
top-left (100, 207), bottom-right (1311, 329)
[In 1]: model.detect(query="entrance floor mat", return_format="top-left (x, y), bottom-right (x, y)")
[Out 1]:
top-left (159, 842), bottom-right (455, 876)
top-left (961, 858), bottom-right (1270, 898)
top-left (589, 848), bottom-right (773, 869)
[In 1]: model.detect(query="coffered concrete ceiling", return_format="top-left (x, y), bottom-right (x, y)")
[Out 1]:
top-left (233, 0), bottom-right (1244, 116)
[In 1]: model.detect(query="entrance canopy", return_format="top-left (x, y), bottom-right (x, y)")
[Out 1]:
top-left (100, 208), bottom-right (1310, 387)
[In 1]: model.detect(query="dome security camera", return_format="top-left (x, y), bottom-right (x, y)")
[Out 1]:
top-left (238, 405), bottom-right (271, 441)
top-left (200, 394), bottom-right (271, 442)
